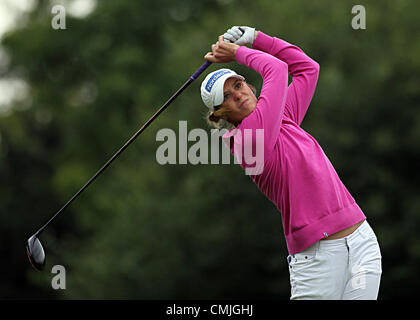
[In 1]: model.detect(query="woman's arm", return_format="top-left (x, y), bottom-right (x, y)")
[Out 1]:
top-left (235, 46), bottom-right (289, 153)
top-left (253, 32), bottom-right (320, 126)
top-left (205, 36), bottom-right (288, 159)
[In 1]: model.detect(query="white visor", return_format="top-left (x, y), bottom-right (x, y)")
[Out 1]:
top-left (200, 68), bottom-right (245, 111)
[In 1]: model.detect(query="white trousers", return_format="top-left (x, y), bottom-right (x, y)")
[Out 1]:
top-left (287, 220), bottom-right (382, 300)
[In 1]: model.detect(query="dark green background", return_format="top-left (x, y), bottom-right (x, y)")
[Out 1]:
top-left (1, 0), bottom-right (419, 299)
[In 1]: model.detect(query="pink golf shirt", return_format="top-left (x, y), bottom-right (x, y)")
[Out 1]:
top-left (223, 32), bottom-right (366, 255)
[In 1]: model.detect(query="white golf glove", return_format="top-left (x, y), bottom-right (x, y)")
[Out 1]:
top-left (223, 26), bottom-right (256, 46)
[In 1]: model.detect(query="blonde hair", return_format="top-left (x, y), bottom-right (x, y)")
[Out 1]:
top-left (205, 107), bottom-right (235, 130)
top-left (205, 82), bottom-right (257, 130)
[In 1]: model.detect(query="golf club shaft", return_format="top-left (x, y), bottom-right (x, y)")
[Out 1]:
top-left (34, 61), bottom-right (212, 237)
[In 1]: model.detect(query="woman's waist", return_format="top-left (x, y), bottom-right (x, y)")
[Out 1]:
top-left (320, 219), bottom-right (365, 240)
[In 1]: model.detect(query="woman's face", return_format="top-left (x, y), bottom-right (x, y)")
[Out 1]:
top-left (219, 78), bottom-right (257, 126)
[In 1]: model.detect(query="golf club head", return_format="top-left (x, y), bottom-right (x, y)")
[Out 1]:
top-left (26, 234), bottom-right (46, 271)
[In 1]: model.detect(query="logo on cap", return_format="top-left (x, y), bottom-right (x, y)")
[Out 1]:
top-left (205, 70), bottom-right (231, 93)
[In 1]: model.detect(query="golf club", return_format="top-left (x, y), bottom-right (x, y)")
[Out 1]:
top-left (26, 60), bottom-right (213, 271)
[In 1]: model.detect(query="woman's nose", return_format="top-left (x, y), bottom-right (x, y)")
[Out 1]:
top-left (233, 91), bottom-right (241, 100)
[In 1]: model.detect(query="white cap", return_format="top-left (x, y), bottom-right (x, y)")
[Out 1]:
top-left (200, 68), bottom-right (245, 111)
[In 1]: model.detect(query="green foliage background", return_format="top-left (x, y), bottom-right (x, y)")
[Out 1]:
top-left (1, 0), bottom-right (419, 299)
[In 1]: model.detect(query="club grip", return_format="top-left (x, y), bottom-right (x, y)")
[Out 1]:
top-left (190, 61), bottom-right (212, 80)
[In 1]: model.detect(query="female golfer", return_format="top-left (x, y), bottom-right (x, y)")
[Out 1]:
top-left (200, 26), bottom-right (382, 300)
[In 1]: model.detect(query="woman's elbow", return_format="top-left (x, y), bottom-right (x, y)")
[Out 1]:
top-left (312, 60), bottom-right (320, 76)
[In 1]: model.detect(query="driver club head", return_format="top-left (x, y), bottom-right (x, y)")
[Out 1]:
top-left (26, 235), bottom-right (46, 271)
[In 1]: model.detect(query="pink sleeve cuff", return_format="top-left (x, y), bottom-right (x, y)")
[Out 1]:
top-left (252, 31), bottom-right (273, 52)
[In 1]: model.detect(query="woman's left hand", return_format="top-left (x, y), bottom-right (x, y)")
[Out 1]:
top-left (204, 35), bottom-right (240, 63)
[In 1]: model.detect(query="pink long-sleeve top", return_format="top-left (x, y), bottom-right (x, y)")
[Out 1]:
top-left (223, 32), bottom-right (366, 255)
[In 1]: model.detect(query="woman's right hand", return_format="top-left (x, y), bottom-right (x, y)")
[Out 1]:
top-left (204, 35), bottom-right (240, 63)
